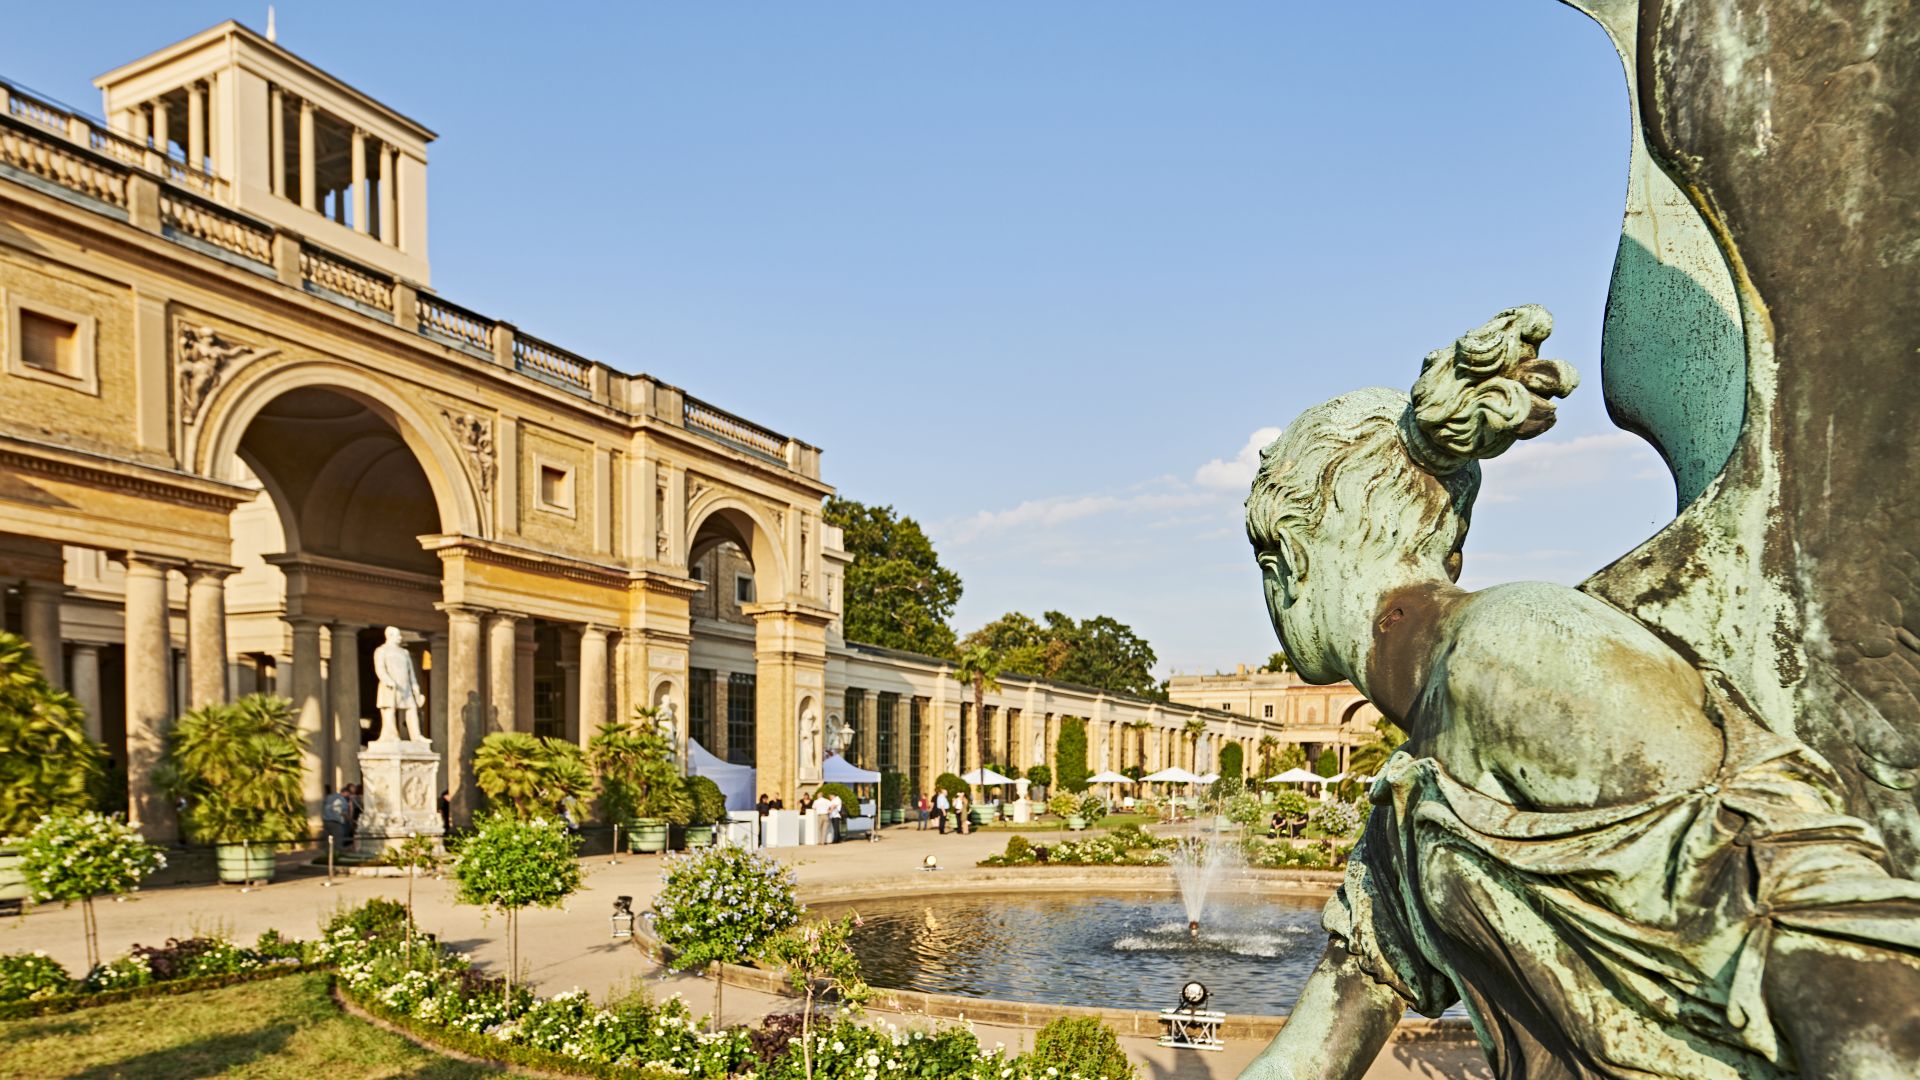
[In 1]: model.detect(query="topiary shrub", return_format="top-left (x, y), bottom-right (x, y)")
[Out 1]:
top-left (1046, 792), bottom-right (1080, 819)
top-left (1003, 834), bottom-right (1033, 862)
top-left (1316, 747), bottom-right (1340, 777)
top-left (814, 782), bottom-right (859, 813)
top-left (879, 771), bottom-right (905, 812)
top-left (1030, 1015), bottom-right (1137, 1079)
top-left (1219, 741), bottom-right (1244, 782)
top-left (1024, 763), bottom-right (1052, 791)
top-left (933, 772), bottom-right (969, 799)
top-left (681, 775), bottom-right (728, 825)
top-left (1055, 717), bottom-right (1090, 793)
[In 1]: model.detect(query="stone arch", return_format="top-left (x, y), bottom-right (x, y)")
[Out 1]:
top-left (685, 494), bottom-right (788, 601)
top-left (195, 359), bottom-right (483, 540)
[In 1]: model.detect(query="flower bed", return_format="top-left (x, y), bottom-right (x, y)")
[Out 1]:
top-left (978, 824), bottom-right (1171, 867)
top-left (0, 932), bottom-right (316, 1020)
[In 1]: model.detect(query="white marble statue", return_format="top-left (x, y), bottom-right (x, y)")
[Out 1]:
top-left (373, 625), bottom-right (426, 743)
top-left (800, 705), bottom-right (819, 769)
top-left (825, 712), bottom-right (851, 757)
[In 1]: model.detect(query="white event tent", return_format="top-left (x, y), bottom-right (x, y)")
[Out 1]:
top-left (686, 739), bottom-right (757, 811)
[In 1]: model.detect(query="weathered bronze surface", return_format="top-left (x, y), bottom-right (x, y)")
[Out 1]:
top-left (1238, 5), bottom-right (1920, 1070)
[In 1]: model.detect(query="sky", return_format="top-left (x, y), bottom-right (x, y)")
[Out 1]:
top-left (6, 2), bottom-right (1676, 676)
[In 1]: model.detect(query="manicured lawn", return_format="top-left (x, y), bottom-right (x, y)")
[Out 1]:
top-left (0, 972), bottom-right (516, 1078)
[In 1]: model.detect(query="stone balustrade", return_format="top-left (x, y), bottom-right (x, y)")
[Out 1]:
top-left (0, 77), bottom-right (820, 477)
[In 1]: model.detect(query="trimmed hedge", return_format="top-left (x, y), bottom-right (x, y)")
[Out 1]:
top-left (0, 962), bottom-right (318, 1021)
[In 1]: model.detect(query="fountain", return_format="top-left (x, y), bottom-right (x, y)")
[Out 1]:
top-left (1170, 836), bottom-right (1241, 932)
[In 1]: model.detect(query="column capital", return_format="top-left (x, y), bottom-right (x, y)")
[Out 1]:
top-left (122, 552), bottom-right (180, 576)
top-left (285, 614), bottom-right (326, 632)
top-left (20, 578), bottom-right (67, 597)
top-left (299, 97), bottom-right (315, 114)
top-left (435, 602), bottom-right (492, 619)
top-left (185, 561), bottom-right (240, 582)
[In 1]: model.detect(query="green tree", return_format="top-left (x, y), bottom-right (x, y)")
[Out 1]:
top-left (1316, 747), bottom-right (1340, 777)
top-left (1277, 743), bottom-right (1308, 771)
top-left (20, 811), bottom-right (165, 969)
top-left (1055, 717), bottom-right (1089, 793)
top-left (452, 812), bottom-right (582, 1004)
top-left (1219, 742), bottom-right (1244, 781)
top-left (1257, 734), bottom-right (1280, 781)
top-left (586, 709), bottom-right (686, 824)
top-left (1045, 612), bottom-right (1161, 698)
top-left (0, 631), bottom-right (105, 838)
top-left (823, 497), bottom-right (962, 658)
top-left (1024, 763), bottom-right (1052, 794)
top-left (473, 732), bottom-right (593, 819)
top-left (1030, 1015), bottom-right (1138, 1080)
top-left (952, 644), bottom-right (1002, 775)
top-left (157, 694), bottom-right (306, 845)
top-left (962, 612), bottom-right (1049, 677)
top-left (652, 844), bottom-right (800, 1030)
top-left (1262, 651), bottom-right (1293, 673)
top-left (761, 916), bottom-right (871, 1080)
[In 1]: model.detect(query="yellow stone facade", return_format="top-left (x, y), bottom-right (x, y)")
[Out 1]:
top-left (0, 23), bottom-right (1326, 838)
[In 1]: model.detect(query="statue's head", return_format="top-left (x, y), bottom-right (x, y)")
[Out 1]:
top-left (1245, 305), bottom-right (1576, 680)
top-left (384, 625), bottom-right (402, 646)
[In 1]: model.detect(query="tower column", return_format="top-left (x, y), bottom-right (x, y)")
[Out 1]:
top-left (487, 611), bottom-right (521, 737)
top-left (268, 86), bottom-right (285, 197)
top-left (298, 99), bottom-right (316, 211)
top-left (186, 81), bottom-right (206, 171)
top-left (70, 644), bottom-right (103, 743)
top-left (350, 129), bottom-right (368, 234)
top-left (578, 624), bottom-right (609, 746)
top-left (440, 605), bottom-right (485, 826)
top-left (428, 629), bottom-right (449, 795)
top-left (379, 145), bottom-right (397, 245)
top-left (151, 98), bottom-right (170, 157)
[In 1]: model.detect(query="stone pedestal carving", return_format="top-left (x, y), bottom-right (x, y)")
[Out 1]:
top-left (356, 738), bottom-right (443, 857)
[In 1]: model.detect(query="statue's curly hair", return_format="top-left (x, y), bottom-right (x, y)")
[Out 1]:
top-left (1246, 306), bottom-right (1576, 575)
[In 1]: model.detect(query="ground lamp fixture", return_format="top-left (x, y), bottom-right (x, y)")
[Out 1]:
top-left (922, 854), bottom-right (939, 871)
top-left (1159, 979), bottom-right (1225, 1051)
top-left (1179, 980), bottom-right (1209, 1011)
top-left (610, 895), bottom-right (635, 939)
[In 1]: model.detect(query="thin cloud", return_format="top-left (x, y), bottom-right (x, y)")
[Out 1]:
top-left (1194, 426), bottom-right (1283, 490)
top-left (1477, 431), bottom-right (1659, 504)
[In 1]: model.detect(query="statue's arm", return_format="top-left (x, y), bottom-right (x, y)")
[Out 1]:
top-left (1242, 941), bottom-right (1404, 1080)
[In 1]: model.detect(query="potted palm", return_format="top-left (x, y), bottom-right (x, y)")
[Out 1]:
top-left (681, 775), bottom-right (728, 848)
top-left (158, 694), bottom-right (306, 884)
top-left (588, 708), bottom-right (686, 854)
top-left (0, 631), bottom-right (107, 906)
top-left (880, 772), bottom-right (905, 826)
top-left (474, 732), bottom-right (592, 819)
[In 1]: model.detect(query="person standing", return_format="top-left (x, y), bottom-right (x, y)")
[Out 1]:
top-left (935, 789), bottom-right (950, 834)
top-left (956, 791), bottom-right (971, 835)
top-left (916, 792), bottom-right (930, 830)
top-left (827, 791), bottom-right (844, 842)
top-left (322, 783), bottom-right (349, 852)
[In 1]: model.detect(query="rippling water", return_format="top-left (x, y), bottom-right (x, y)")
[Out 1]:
top-left (813, 890), bottom-right (1328, 1016)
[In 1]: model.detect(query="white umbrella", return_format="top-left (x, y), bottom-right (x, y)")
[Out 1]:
top-left (1264, 768), bottom-right (1325, 784)
top-left (1142, 766), bottom-right (1203, 784)
top-left (1086, 770), bottom-right (1133, 784)
top-left (961, 767), bottom-right (1015, 786)
top-left (1199, 772), bottom-right (1220, 784)
top-left (1322, 772), bottom-right (1348, 783)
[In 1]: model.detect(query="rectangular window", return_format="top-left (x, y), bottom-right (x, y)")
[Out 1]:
top-left (726, 672), bottom-right (756, 765)
top-left (844, 688), bottom-right (864, 767)
top-left (1263, 704), bottom-right (1274, 719)
top-left (5, 293), bottom-right (97, 395)
top-left (689, 563), bottom-right (704, 582)
top-left (909, 698), bottom-right (923, 794)
top-left (535, 461), bottom-right (573, 514)
top-left (877, 693), bottom-right (897, 773)
top-left (688, 667), bottom-right (715, 749)
top-left (735, 574), bottom-right (755, 604)
top-left (532, 675), bottom-right (561, 740)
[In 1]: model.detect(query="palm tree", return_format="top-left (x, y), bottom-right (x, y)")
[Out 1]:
top-left (1346, 717), bottom-right (1408, 780)
top-left (1182, 716), bottom-right (1207, 770)
top-left (952, 644), bottom-right (1002, 776)
top-left (1257, 733), bottom-right (1280, 782)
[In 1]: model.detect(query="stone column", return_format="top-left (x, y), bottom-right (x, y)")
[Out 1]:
top-left (559, 630), bottom-right (580, 745)
top-left (328, 622), bottom-right (362, 788)
top-left (20, 579), bottom-right (64, 689)
top-left (487, 612), bottom-right (521, 736)
top-left (268, 86), bottom-right (284, 197)
top-left (578, 625), bottom-right (609, 747)
top-left (960, 702), bottom-right (977, 775)
top-left (289, 618), bottom-right (326, 825)
top-left (429, 629), bottom-right (449, 793)
top-left (298, 99), bottom-right (316, 211)
top-left (70, 644), bottom-right (103, 743)
top-left (379, 145), bottom-right (397, 245)
top-left (151, 97), bottom-right (170, 157)
top-left (123, 556), bottom-right (173, 836)
top-left (185, 565), bottom-right (230, 709)
top-left (350, 130), bottom-right (368, 234)
top-left (440, 606), bottom-right (484, 825)
top-left (187, 82), bottom-right (206, 170)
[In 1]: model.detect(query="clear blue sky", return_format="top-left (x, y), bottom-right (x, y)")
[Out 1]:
top-left (8, 2), bottom-right (1674, 675)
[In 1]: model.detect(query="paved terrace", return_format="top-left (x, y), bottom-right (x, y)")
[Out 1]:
top-left (1, 824), bottom-right (1485, 1079)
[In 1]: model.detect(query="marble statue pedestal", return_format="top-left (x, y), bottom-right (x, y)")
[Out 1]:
top-left (1011, 778), bottom-right (1033, 823)
top-left (357, 739), bottom-right (443, 857)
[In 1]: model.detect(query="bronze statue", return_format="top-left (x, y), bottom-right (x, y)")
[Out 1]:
top-left (1240, 308), bottom-right (1920, 1078)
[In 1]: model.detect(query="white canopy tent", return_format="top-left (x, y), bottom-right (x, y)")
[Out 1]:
top-left (1143, 766), bottom-right (1204, 784)
top-left (821, 754), bottom-right (880, 785)
top-left (1265, 767), bottom-right (1328, 785)
top-left (686, 738), bottom-right (757, 812)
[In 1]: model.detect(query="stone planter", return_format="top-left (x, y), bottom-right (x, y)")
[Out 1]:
top-left (215, 842), bottom-right (276, 885)
top-left (1067, 815), bottom-right (1088, 831)
top-left (968, 807), bottom-right (992, 827)
top-left (628, 818), bottom-right (670, 853)
top-left (683, 824), bottom-right (716, 849)
top-left (0, 844), bottom-right (28, 907)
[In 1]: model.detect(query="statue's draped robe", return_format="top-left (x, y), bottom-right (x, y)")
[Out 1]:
top-left (1329, 679), bottom-right (1920, 1079)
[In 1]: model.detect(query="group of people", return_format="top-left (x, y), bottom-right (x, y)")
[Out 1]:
top-left (320, 782), bottom-right (363, 851)
top-left (920, 789), bottom-right (972, 834)
top-left (756, 790), bottom-right (854, 844)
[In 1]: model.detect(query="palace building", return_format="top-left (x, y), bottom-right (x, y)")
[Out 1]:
top-left (0, 22), bottom-right (1351, 837)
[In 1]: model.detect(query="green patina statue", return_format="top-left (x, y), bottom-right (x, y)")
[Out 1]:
top-left (1238, 307), bottom-right (1920, 1078)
